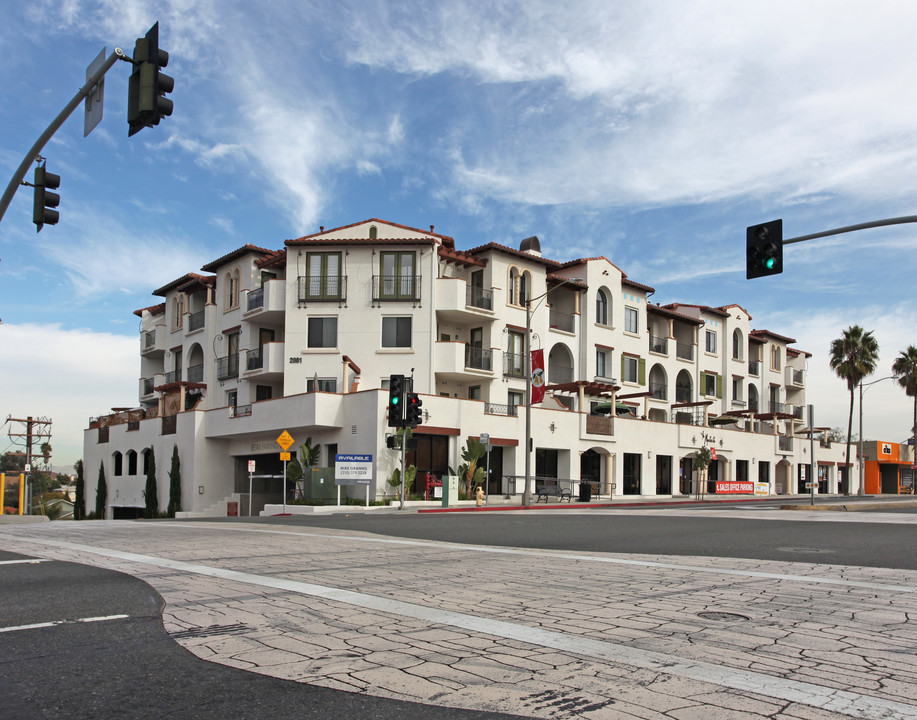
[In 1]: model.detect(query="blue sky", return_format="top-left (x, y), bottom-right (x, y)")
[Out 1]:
top-left (2, 0), bottom-right (916, 469)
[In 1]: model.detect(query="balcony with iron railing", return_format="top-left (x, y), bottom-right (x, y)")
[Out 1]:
top-left (649, 334), bottom-right (669, 355)
top-left (217, 354), bottom-right (239, 381)
top-left (675, 341), bottom-right (694, 361)
top-left (188, 309), bottom-right (205, 332)
top-left (503, 351), bottom-right (526, 378)
top-left (164, 369), bottom-right (182, 384)
top-left (141, 326), bottom-right (166, 356)
top-left (749, 360), bottom-right (761, 376)
top-left (466, 284), bottom-right (493, 311)
top-left (297, 275), bottom-right (347, 305)
top-left (787, 368), bottom-right (805, 386)
top-left (465, 345), bottom-right (493, 372)
top-left (372, 275), bottom-right (421, 304)
top-left (649, 381), bottom-right (667, 401)
top-left (484, 402), bottom-right (518, 417)
top-left (247, 286), bottom-right (265, 311)
top-left (675, 386), bottom-right (692, 404)
top-left (187, 363), bottom-right (204, 383)
top-left (549, 308), bottom-right (576, 333)
top-left (140, 377), bottom-right (155, 397)
top-left (769, 401), bottom-right (786, 414)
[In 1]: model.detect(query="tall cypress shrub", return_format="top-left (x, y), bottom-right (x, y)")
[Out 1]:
top-left (144, 447), bottom-right (159, 518)
top-left (95, 461), bottom-right (107, 518)
top-left (73, 459), bottom-right (84, 520)
top-left (167, 445), bottom-right (182, 517)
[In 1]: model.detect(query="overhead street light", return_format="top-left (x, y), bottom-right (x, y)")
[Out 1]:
top-left (858, 375), bottom-right (895, 496)
top-left (523, 276), bottom-right (583, 507)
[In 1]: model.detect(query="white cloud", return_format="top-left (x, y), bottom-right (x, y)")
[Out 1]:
top-left (774, 303), bottom-right (917, 443)
top-left (0, 323), bottom-right (137, 469)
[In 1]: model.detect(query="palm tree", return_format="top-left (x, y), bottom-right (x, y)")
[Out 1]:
top-left (892, 345), bottom-right (917, 489)
top-left (829, 325), bottom-right (879, 494)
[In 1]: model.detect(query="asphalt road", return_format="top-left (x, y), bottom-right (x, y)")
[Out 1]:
top-left (0, 549), bottom-right (525, 720)
top-left (240, 504), bottom-right (917, 570)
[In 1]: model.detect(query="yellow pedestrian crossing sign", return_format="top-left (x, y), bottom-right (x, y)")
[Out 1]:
top-left (276, 430), bottom-right (295, 451)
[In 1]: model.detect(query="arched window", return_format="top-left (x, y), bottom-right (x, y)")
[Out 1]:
top-left (596, 289), bottom-right (609, 325)
top-left (369, 225), bottom-right (378, 240)
top-left (509, 268), bottom-right (520, 306)
top-left (127, 450), bottom-right (138, 475)
top-left (113, 451), bottom-right (123, 477)
top-left (519, 271), bottom-right (531, 306)
top-left (225, 269), bottom-right (240, 310)
top-left (732, 329), bottom-right (743, 360)
top-left (142, 448), bottom-right (152, 475)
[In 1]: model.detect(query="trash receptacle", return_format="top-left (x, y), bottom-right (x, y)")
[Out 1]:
top-left (578, 481), bottom-right (592, 502)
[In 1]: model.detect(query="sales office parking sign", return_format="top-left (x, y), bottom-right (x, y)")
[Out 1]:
top-left (335, 454), bottom-right (373, 485)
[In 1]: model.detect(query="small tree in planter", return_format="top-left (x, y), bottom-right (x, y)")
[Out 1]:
top-left (144, 447), bottom-right (159, 518)
top-left (167, 445), bottom-right (182, 517)
top-left (286, 438), bottom-right (321, 501)
top-left (692, 446), bottom-right (712, 500)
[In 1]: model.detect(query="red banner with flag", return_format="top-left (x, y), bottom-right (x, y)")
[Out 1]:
top-left (531, 349), bottom-right (546, 404)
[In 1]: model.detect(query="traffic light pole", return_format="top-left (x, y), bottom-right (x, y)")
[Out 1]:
top-left (0, 47), bottom-right (128, 226)
top-left (783, 214), bottom-right (917, 244)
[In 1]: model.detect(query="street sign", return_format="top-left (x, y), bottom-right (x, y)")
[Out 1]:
top-left (276, 430), bottom-right (295, 451)
top-left (84, 48), bottom-right (106, 137)
top-left (280, 452), bottom-right (291, 462)
top-left (247, 460), bottom-right (256, 473)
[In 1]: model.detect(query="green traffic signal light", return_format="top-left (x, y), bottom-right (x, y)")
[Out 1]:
top-left (746, 219), bottom-right (783, 279)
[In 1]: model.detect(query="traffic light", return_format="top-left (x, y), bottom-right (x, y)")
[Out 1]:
top-left (387, 374), bottom-right (405, 428)
top-left (746, 219), bottom-right (783, 279)
top-left (405, 392), bottom-right (423, 429)
top-left (32, 162), bottom-right (60, 232)
top-left (128, 22), bottom-right (174, 136)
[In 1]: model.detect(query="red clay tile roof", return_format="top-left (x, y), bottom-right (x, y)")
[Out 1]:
top-left (133, 303), bottom-right (166, 317)
top-left (287, 218), bottom-right (454, 244)
top-left (200, 243), bottom-right (276, 272)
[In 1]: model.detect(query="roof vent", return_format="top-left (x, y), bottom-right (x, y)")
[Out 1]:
top-left (520, 235), bottom-right (542, 257)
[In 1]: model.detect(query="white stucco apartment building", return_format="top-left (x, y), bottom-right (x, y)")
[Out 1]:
top-left (83, 219), bottom-right (849, 518)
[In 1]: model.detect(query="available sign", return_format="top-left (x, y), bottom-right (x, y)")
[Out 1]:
top-left (715, 481), bottom-right (754, 494)
top-left (335, 454), bottom-right (373, 485)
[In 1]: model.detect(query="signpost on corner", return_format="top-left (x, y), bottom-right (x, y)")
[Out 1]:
top-left (247, 459), bottom-right (256, 516)
top-left (276, 430), bottom-right (295, 513)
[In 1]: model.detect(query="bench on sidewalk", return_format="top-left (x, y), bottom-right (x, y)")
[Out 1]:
top-left (536, 484), bottom-right (572, 503)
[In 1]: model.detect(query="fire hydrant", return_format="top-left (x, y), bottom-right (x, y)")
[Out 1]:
top-left (475, 486), bottom-right (485, 507)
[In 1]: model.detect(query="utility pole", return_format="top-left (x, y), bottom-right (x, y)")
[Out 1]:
top-left (3, 415), bottom-right (52, 514)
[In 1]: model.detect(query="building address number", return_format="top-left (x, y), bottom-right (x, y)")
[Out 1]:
top-left (289, 357), bottom-right (302, 363)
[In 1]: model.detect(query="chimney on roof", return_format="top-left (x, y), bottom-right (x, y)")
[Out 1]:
top-left (430, 225), bottom-right (435, 233)
top-left (320, 226), bottom-right (324, 232)
top-left (520, 235), bottom-right (542, 257)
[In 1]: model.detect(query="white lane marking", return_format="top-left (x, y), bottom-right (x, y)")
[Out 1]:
top-left (0, 558), bottom-right (51, 565)
top-left (12, 536), bottom-right (917, 720)
top-left (0, 614), bottom-right (129, 634)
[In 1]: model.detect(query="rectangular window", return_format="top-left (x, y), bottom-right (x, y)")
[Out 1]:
top-left (307, 377), bottom-right (337, 392)
top-left (308, 317), bottom-right (337, 348)
top-left (468, 386), bottom-right (482, 400)
top-left (380, 251), bottom-right (417, 299)
top-left (732, 377), bottom-right (743, 402)
top-left (596, 348), bottom-right (608, 378)
top-left (506, 330), bottom-right (525, 377)
top-left (508, 390), bottom-right (524, 415)
top-left (704, 372), bottom-right (721, 397)
top-left (382, 316), bottom-right (412, 347)
top-left (706, 330), bottom-right (717, 354)
top-left (625, 307), bottom-right (638, 334)
top-left (623, 355), bottom-right (638, 383)
top-left (305, 252), bottom-right (342, 299)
